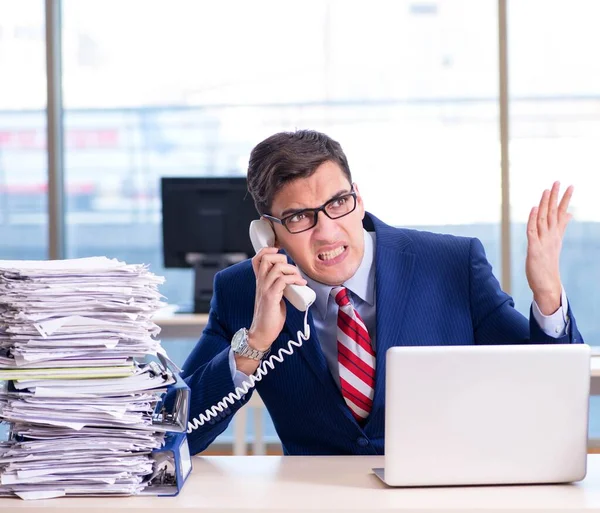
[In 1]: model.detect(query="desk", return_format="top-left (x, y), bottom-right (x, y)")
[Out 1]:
top-left (2, 455), bottom-right (600, 512)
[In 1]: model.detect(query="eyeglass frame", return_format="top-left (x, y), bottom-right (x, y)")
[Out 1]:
top-left (262, 185), bottom-right (358, 234)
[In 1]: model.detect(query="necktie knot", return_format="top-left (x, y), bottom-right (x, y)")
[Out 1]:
top-left (331, 286), bottom-right (351, 307)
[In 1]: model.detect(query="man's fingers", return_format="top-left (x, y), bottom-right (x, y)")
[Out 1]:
top-left (251, 247), bottom-right (278, 277)
top-left (557, 184), bottom-right (574, 223)
top-left (258, 254), bottom-right (287, 282)
top-left (270, 274), bottom-right (309, 297)
top-left (547, 181), bottom-right (560, 229)
top-left (262, 262), bottom-right (305, 290)
top-left (527, 206), bottom-right (539, 242)
top-left (255, 250), bottom-right (286, 281)
top-left (537, 189), bottom-right (550, 234)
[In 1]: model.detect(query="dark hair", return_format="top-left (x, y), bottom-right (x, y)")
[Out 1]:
top-left (247, 129), bottom-right (352, 215)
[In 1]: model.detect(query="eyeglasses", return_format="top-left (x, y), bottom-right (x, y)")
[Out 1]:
top-left (263, 187), bottom-right (357, 234)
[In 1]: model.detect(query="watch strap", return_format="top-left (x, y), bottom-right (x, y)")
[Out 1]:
top-left (232, 328), bottom-right (269, 361)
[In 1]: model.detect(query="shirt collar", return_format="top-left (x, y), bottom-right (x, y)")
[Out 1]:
top-left (300, 229), bottom-right (376, 319)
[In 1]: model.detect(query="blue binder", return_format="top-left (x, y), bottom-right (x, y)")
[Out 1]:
top-left (142, 354), bottom-right (192, 496)
top-left (143, 431), bottom-right (192, 496)
top-left (151, 365), bottom-right (190, 433)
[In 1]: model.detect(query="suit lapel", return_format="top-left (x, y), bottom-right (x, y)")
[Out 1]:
top-left (367, 219), bottom-right (416, 428)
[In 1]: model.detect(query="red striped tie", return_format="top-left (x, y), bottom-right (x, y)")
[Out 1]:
top-left (331, 286), bottom-right (375, 423)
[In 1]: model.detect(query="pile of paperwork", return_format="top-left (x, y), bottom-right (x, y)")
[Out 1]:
top-left (0, 257), bottom-right (174, 499)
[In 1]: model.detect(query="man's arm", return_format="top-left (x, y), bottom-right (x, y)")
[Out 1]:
top-left (180, 275), bottom-right (254, 455)
top-left (468, 237), bottom-right (582, 345)
top-left (181, 245), bottom-right (307, 454)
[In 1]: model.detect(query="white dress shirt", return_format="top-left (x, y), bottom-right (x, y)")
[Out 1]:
top-left (230, 230), bottom-right (570, 388)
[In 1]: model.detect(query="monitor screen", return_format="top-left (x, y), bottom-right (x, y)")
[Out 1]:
top-left (161, 177), bottom-right (259, 268)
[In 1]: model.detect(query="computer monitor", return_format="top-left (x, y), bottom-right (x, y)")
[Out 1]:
top-left (161, 177), bottom-right (259, 313)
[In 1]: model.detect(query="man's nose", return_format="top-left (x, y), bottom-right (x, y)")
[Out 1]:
top-left (313, 211), bottom-right (338, 238)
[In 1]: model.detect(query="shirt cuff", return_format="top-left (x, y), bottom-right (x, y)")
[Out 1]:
top-left (228, 348), bottom-right (253, 390)
top-left (531, 286), bottom-right (570, 338)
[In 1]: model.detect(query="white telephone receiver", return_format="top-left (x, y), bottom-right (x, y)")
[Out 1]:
top-left (249, 219), bottom-right (316, 311)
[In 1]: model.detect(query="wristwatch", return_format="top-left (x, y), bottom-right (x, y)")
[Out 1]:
top-left (231, 328), bottom-right (269, 361)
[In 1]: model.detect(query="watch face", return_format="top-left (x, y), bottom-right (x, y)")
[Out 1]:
top-left (231, 328), bottom-right (246, 352)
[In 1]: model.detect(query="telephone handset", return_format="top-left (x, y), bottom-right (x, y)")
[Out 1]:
top-left (186, 220), bottom-right (314, 433)
top-left (249, 219), bottom-right (316, 311)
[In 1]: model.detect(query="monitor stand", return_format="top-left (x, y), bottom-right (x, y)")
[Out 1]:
top-left (186, 253), bottom-right (247, 313)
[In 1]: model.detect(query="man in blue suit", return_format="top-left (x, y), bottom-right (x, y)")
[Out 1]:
top-left (181, 130), bottom-right (582, 456)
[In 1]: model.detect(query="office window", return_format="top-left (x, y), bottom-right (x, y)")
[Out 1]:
top-left (61, 0), bottom-right (501, 307)
top-left (0, 0), bottom-right (48, 260)
top-left (508, 0), bottom-right (600, 436)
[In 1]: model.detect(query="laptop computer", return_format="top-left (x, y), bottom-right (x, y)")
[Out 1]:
top-left (374, 343), bottom-right (591, 487)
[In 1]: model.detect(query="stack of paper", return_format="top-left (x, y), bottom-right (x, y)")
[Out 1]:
top-left (0, 256), bottom-right (165, 369)
top-left (0, 257), bottom-right (175, 499)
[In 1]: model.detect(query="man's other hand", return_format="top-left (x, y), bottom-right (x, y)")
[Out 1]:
top-left (525, 181), bottom-right (573, 315)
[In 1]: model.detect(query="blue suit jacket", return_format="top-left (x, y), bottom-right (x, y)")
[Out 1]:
top-left (180, 213), bottom-right (582, 456)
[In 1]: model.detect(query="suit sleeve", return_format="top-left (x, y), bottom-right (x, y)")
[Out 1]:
top-left (468, 238), bottom-right (583, 345)
top-left (180, 273), bottom-right (255, 455)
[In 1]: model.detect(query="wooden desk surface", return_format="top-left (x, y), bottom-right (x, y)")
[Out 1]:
top-left (3, 455), bottom-right (600, 512)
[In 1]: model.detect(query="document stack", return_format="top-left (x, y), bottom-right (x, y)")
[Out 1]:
top-left (0, 257), bottom-right (191, 500)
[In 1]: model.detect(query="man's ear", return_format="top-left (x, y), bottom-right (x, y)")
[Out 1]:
top-left (353, 182), bottom-right (366, 219)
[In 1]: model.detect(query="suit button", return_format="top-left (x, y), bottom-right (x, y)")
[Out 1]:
top-left (357, 437), bottom-right (369, 447)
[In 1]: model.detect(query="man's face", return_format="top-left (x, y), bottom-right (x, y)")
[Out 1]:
top-left (268, 161), bottom-right (366, 286)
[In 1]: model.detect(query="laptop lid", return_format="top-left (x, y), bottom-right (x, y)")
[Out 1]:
top-left (379, 344), bottom-right (590, 487)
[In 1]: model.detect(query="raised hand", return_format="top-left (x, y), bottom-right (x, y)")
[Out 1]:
top-left (525, 181), bottom-right (573, 315)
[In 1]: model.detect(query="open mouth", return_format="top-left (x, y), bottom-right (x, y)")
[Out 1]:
top-left (318, 245), bottom-right (348, 261)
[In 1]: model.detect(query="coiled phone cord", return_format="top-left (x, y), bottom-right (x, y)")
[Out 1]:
top-left (186, 309), bottom-right (310, 432)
